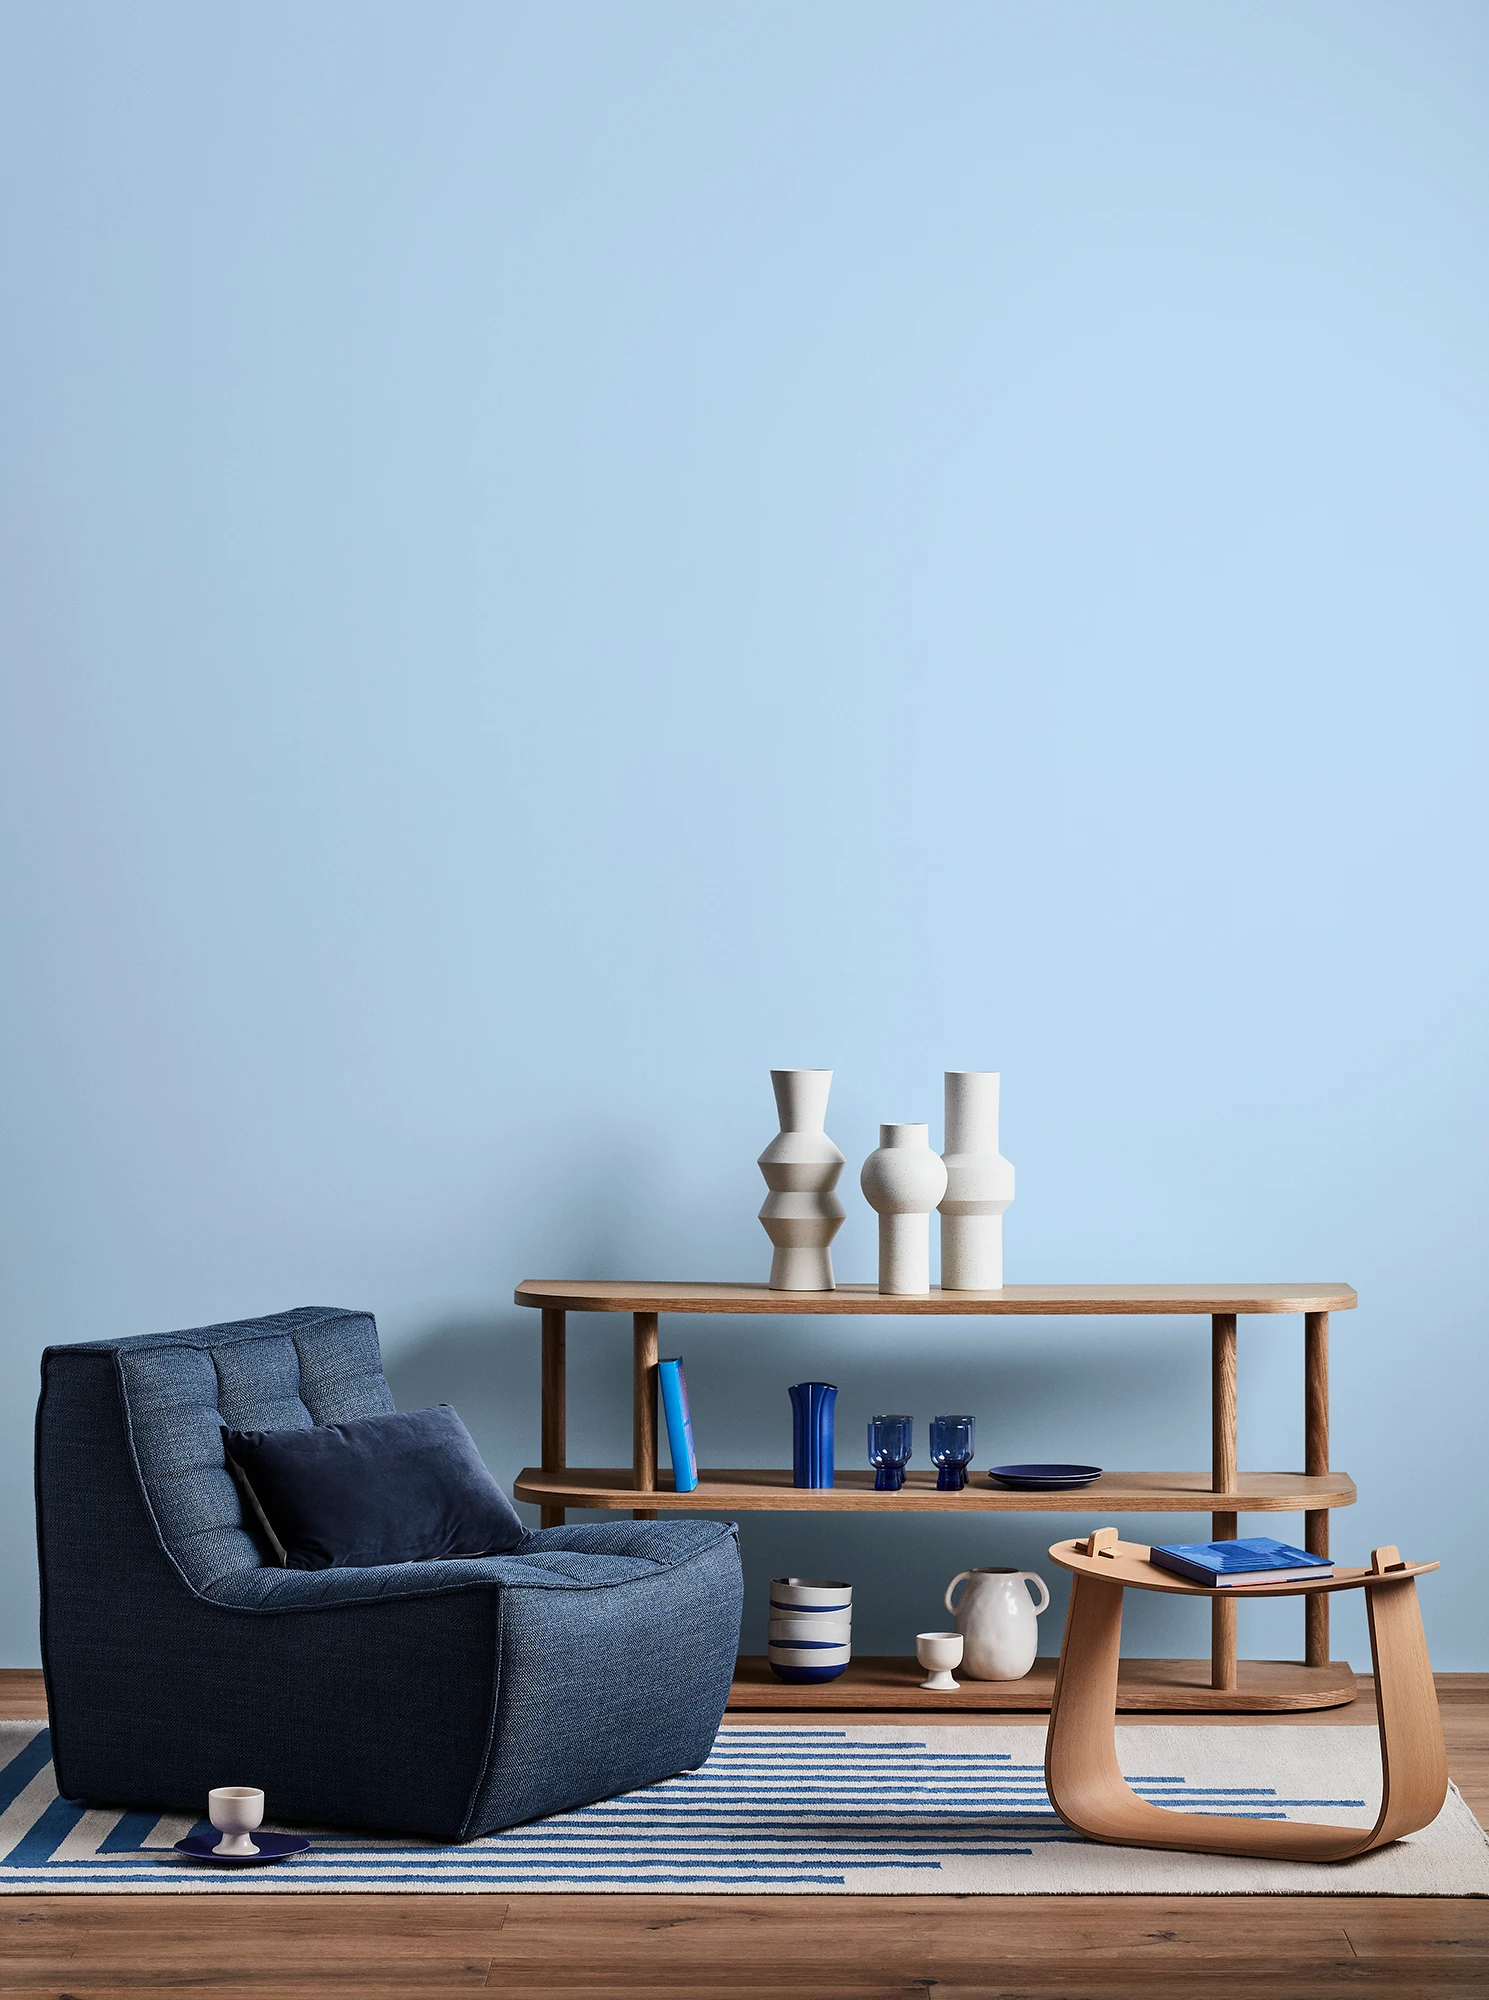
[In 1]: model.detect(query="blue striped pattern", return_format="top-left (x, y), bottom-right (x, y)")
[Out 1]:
top-left (0, 1723), bottom-right (1368, 1893)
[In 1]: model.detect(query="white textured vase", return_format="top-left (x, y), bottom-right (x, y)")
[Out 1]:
top-left (944, 1567), bottom-right (1050, 1680)
top-left (758, 1070), bottom-right (846, 1291)
top-left (859, 1123), bottom-right (949, 1296)
top-left (939, 1071), bottom-right (1015, 1290)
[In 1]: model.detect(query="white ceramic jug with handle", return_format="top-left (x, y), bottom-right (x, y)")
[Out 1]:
top-left (944, 1566), bottom-right (1051, 1680)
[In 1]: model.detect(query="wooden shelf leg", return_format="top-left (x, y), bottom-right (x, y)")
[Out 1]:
top-left (1211, 1312), bottom-right (1238, 1692)
top-left (632, 1311), bottom-right (659, 1521)
top-left (1305, 1310), bottom-right (1329, 1669)
top-left (539, 1308), bottom-right (566, 1530)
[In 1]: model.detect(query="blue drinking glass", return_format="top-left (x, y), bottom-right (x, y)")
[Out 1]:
top-left (868, 1414), bottom-right (913, 1491)
top-left (930, 1413), bottom-right (975, 1490)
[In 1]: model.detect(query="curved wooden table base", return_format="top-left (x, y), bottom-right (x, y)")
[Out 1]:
top-left (1045, 1533), bottom-right (1448, 1861)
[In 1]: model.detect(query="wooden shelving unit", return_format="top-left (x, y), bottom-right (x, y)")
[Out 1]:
top-left (513, 1279), bottom-right (1358, 1714)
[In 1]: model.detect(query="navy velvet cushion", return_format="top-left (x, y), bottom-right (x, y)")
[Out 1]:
top-left (222, 1405), bottom-right (526, 1570)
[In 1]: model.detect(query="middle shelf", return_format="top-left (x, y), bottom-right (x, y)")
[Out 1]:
top-left (513, 1466), bottom-right (1358, 1513)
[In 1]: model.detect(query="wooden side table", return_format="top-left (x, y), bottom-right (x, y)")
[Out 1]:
top-left (513, 1279), bottom-right (1360, 1713)
top-left (1045, 1529), bottom-right (1447, 1859)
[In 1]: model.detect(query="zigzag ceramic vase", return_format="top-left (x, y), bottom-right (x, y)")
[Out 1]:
top-left (757, 1069), bottom-right (845, 1291)
top-left (860, 1123), bottom-right (948, 1295)
top-left (939, 1071), bottom-right (1015, 1290)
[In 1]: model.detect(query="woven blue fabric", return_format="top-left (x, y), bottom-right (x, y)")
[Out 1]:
top-left (35, 1310), bottom-right (742, 1840)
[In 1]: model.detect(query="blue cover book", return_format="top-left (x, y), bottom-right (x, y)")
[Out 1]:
top-left (658, 1357), bottom-right (699, 1493)
top-left (1149, 1537), bottom-right (1332, 1587)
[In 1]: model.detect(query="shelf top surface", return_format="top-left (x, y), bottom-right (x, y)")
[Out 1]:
top-left (1048, 1536), bottom-right (1437, 1596)
top-left (515, 1279), bottom-right (1356, 1316)
top-left (512, 1467), bottom-right (1358, 1513)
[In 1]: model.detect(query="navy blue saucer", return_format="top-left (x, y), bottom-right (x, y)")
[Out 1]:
top-left (987, 1463), bottom-right (1103, 1489)
top-left (174, 1831), bottom-right (310, 1865)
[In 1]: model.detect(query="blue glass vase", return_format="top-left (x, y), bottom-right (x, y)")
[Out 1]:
top-left (789, 1381), bottom-right (837, 1488)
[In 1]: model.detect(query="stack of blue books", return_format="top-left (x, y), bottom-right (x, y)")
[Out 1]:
top-left (1149, 1537), bottom-right (1333, 1587)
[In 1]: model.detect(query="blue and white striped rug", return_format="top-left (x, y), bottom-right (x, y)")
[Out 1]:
top-left (3, 1722), bottom-right (1485, 1894)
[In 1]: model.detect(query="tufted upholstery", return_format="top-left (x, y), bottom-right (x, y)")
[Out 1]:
top-left (101, 1309), bottom-right (395, 1591)
top-left (36, 1308), bottom-right (743, 1841)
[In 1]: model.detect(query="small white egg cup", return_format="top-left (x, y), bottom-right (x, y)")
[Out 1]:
top-left (209, 1786), bottom-right (265, 1857)
top-left (916, 1630), bottom-right (964, 1690)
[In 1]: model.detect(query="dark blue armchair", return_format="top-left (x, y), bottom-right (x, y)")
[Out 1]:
top-left (35, 1307), bottom-right (742, 1840)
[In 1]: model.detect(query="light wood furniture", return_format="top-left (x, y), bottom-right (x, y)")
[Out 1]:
top-left (1045, 1530), bottom-right (1447, 1860)
top-left (514, 1279), bottom-right (1358, 1713)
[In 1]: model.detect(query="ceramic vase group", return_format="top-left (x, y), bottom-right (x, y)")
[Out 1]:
top-left (758, 1068), bottom-right (1014, 1296)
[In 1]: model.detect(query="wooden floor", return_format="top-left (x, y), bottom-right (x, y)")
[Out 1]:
top-left (3, 1669), bottom-right (1487, 1999)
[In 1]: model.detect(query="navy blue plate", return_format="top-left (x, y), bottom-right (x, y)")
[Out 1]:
top-left (174, 1831), bottom-right (311, 1865)
top-left (987, 1463), bottom-right (1103, 1490)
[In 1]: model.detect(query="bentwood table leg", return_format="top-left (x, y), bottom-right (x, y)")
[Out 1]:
top-left (540, 1308), bottom-right (566, 1529)
top-left (1211, 1313), bottom-right (1238, 1691)
top-left (632, 1311), bottom-right (659, 1521)
top-left (1305, 1311), bottom-right (1330, 1669)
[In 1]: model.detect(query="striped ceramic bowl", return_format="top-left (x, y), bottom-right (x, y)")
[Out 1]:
top-left (767, 1577), bottom-right (852, 1682)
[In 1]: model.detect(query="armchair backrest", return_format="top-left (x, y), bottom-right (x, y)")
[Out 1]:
top-left (38, 1307), bottom-right (394, 1594)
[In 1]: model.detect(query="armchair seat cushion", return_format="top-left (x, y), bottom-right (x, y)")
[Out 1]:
top-left (202, 1517), bottom-right (733, 1612)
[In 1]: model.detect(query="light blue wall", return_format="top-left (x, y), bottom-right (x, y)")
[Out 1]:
top-left (2, 3), bottom-right (1486, 1673)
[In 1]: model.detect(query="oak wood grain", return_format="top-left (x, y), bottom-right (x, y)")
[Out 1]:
top-left (1305, 1309), bottom-right (1331, 1669)
top-left (1211, 1313), bottom-right (1239, 1692)
top-left (540, 1307), bottom-right (566, 1531)
top-left (1044, 1557), bottom-right (1448, 1862)
top-left (727, 1652), bottom-right (1357, 1711)
top-left (1048, 1534), bottom-right (1439, 1597)
top-left (516, 1279), bottom-right (1358, 1315)
top-left (631, 1311), bottom-right (659, 1520)
top-left (1, 1897), bottom-right (1486, 2000)
top-left (512, 1465), bottom-right (1358, 1512)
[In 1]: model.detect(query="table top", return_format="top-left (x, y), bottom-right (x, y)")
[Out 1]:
top-left (1047, 1536), bottom-right (1437, 1597)
top-left (515, 1280), bottom-right (1357, 1316)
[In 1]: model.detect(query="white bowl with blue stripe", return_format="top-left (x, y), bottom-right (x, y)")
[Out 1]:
top-left (769, 1576), bottom-right (852, 1612)
top-left (767, 1642), bottom-right (852, 1672)
top-left (768, 1614), bottom-right (851, 1645)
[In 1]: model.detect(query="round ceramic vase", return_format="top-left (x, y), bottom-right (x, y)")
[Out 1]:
top-left (860, 1123), bottom-right (949, 1295)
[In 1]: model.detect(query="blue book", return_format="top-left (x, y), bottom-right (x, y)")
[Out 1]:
top-left (658, 1358), bottom-right (699, 1493)
top-left (1149, 1537), bottom-right (1333, 1588)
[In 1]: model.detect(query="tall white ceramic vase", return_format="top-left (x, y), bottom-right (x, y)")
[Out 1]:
top-left (758, 1070), bottom-right (846, 1291)
top-left (939, 1071), bottom-right (1015, 1290)
top-left (860, 1124), bottom-right (949, 1296)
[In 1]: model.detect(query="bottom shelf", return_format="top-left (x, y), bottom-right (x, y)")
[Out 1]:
top-left (728, 1655), bottom-right (1358, 1714)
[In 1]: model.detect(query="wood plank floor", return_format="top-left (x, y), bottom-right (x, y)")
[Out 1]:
top-left (3, 1669), bottom-right (1486, 1998)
